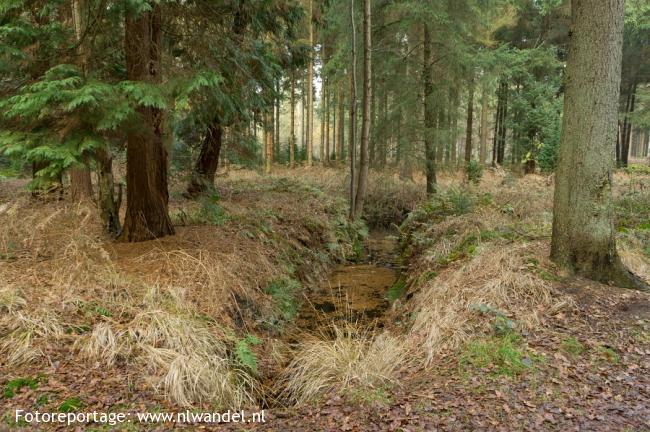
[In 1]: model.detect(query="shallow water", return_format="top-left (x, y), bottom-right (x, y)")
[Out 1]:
top-left (295, 231), bottom-right (398, 332)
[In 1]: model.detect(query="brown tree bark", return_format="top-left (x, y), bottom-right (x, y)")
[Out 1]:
top-left (290, 72), bottom-right (296, 168)
top-left (349, 1), bottom-right (357, 219)
top-left (423, 25), bottom-right (437, 195)
top-left (119, 3), bottom-right (174, 242)
top-left (307, 0), bottom-right (314, 166)
top-left (186, 123), bottom-right (222, 197)
top-left (551, 0), bottom-right (647, 290)
top-left (479, 84), bottom-right (488, 164)
top-left (464, 78), bottom-right (475, 163)
top-left (70, 166), bottom-right (93, 202)
top-left (264, 108), bottom-right (273, 174)
top-left (96, 148), bottom-right (121, 235)
top-left (337, 83), bottom-right (345, 161)
top-left (352, 0), bottom-right (371, 220)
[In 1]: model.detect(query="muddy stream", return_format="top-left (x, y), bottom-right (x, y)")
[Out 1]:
top-left (295, 230), bottom-right (399, 333)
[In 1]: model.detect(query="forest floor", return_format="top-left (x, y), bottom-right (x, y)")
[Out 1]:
top-left (0, 165), bottom-right (649, 431)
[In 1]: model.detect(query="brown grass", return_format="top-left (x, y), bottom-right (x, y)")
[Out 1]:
top-left (279, 324), bottom-right (407, 404)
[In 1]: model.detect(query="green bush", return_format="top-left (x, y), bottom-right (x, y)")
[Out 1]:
top-left (265, 277), bottom-right (301, 321)
top-left (465, 160), bottom-right (483, 185)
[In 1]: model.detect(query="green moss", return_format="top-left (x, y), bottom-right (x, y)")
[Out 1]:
top-left (561, 337), bottom-right (585, 357)
top-left (59, 397), bottom-right (84, 413)
top-left (4, 377), bottom-right (39, 398)
top-left (460, 333), bottom-right (539, 377)
top-left (387, 279), bottom-right (407, 302)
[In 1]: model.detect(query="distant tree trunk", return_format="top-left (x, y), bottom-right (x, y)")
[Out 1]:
top-left (337, 83), bottom-right (345, 161)
top-left (301, 75), bottom-right (306, 160)
top-left (264, 107), bottom-right (273, 174)
top-left (464, 78), bottom-right (475, 163)
top-left (120, 2), bottom-right (174, 242)
top-left (307, 0), bottom-right (314, 166)
top-left (423, 25), bottom-right (437, 195)
top-left (479, 84), bottom-right (488, 164)
top-left (290, 72), bottom-right (296, 168)
top-left (551, 0), bottom-right (646, 290)
top-left (325, 83), bottom-right (331, 162)
top-left (349, 0), bottom-right (357, 219)
top-left (449, 88), bottom-right (459, 165)
top-left (275, 79), bottom-right (281, 160)
top-left (332, 89), bottom-right (337, 161)
top-left (492, 80), bottom-right (508, 166)
top-left (620, 82), bottom-right (637, 167)
top-left (96, 148), bottom-right (121, 235)
top-left (186, 122), bottom-right (222, 197)
top-left (353, 0), bottom-right (371, 220)
top-left (320, 82), bottom-right (326, 163)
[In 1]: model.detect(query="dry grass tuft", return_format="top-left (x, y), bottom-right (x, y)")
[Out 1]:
top-left (280, 324), bottom-right (407, 404)
top-left (0, 309), bottom-right (64, 365)
top-left (408, 243), bottom-right (566, 364)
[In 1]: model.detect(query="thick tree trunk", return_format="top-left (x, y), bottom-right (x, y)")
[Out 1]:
top-left (551, 0), bottom-right (646, 290)
top-left (186, 122), bottom-right (222, 197)
top-left (119, 3), bottom-right (174, 242)
top-left (353, 0), bottom-right (371, 220)
top-left (464, 78), bottom-right (475, 163)
top-left (69, 0), bottom-right (93, 203)
top-left (423, 25), bottom-right (437, 195)
top-left (479, 85), bottom-right (488, 164)
top-left (70, 166), bottom-right (93, 202)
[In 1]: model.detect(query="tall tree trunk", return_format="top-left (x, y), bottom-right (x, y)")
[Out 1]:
top-left (479, 84), bottom-right (488, 164)
top-left (120, 2), bottom-right (174, 242)
top-left (290, 72), bottom-right (296, 168)
top-left (464, 77), bottom-right (475, 163)
top-left (621, 82), bottom-right (637, 167)
top-left (186, 123), bottom-right (222, 197)
top-left (275, 79), bottom-right (281, 160)
top-left (301, 75), bottom-right (306, 161)
top-left (325, 82), bottom-right (331, 162)
top-left (307, 0), bottom-right (314, 166)
top-left (69, 0), bottom-right (93, 203)
top-left (349, 0), bottom-right (357, 219)
top-left (551, 0), bottom-right (646, 290)
top-left (320, 81), bottom-right (326, 163)
top-left (353, 0), bottom-right (371, 220)
top-left (423, 25), bottom-right (437, 195)
top-left (186, 1), bottom-right (247, 194)
top-left (338, 83), bottom-right (345, 161)
top-left (96, 148), bottom-right (121, 235)
top-left (332, 89), bottom-right (337, 161)
top-left (264, 108), bottom-right (273, 174)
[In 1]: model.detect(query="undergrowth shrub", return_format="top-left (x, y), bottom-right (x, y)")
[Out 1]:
top-left (360, 173), bottom-right (424, 227)
top-left (465, 160), bottom-right (483, 185)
